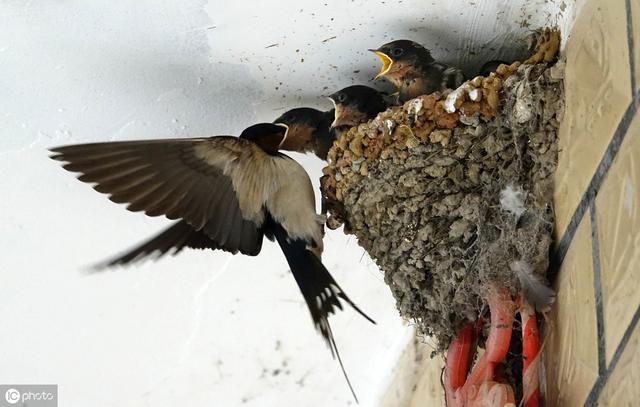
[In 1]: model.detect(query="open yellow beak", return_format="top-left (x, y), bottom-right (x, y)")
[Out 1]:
top-left (274, 122), bottom-right (289, 148)
top-left (371, 50), bottom-right (393, 79)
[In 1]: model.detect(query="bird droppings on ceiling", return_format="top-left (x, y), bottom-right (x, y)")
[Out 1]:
top-left (205, 0), bottom-right (575, 122)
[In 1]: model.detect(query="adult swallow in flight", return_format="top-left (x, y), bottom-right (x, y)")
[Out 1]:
top-left (274, 85), bottom-right (387, 160)
top-left (370, 39), bottom-right (466, 102)
top-left (49, 122), bottom-right (374, 399)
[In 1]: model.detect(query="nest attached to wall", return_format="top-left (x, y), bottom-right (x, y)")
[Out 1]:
top-left (321, 29), bottom-right (564, 348)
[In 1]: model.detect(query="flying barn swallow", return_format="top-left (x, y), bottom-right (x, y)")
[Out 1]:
top-left (49, 122), bottom-right (374, 398)
top-left (370, 39), bottom-right (466, 102)
top-left (275, 85), bottom-right (387, 160)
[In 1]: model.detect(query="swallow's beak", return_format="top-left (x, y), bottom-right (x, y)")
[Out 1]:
top-left (274, 122), bottom-right (289, 148)
top-left (327, 97), bottom-right (340, 130)
top-left (330, 103), bottom-right (364, 130)
top-left (370, 49), bottom-right (393, 80)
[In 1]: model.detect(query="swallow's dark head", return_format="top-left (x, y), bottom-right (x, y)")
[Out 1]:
top-left (328, 85), bottom-right (387, 129)
top-left (275, 107), bottom-right (327, 129)
top-left (273, 107), bottom-right (334, 154)
top-left (370, 39), bottom-right (435, 83)
top-left (240, 122), bottom-right (289, 155)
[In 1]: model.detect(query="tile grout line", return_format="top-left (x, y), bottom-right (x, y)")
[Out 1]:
top-left (584, 305), bottom-right (640, 405)
top-left (625, 0), bottom-right (637, 95)
top-left (589, 201), bottom-right (606, 376)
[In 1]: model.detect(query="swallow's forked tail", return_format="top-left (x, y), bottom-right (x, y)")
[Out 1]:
top-left (270, 222), bottom-right (375, 403)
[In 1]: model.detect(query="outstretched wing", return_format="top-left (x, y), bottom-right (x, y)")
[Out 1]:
top-left (50, 136), bottom-right (271, 256)
top-left (96, 220), bottom-right (262, 269)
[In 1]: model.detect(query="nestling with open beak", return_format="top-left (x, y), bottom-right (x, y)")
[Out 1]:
top-left (274, 85), bottom-right (387, 161)
top-left (49, 122), bottom-right (374, 399)
top-left (370, 39), bottom-right (466, 102)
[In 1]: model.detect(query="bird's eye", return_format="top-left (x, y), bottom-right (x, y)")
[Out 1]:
top-left (337, 93), bottom-right (347, 103)
top-left (391, 47), bottom-right (403, 57)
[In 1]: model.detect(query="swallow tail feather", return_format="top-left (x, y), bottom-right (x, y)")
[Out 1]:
top-left (268, 220), bottom-right (374, 402)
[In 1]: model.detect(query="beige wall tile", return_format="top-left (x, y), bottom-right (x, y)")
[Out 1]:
top-left (554, 0), bottom-right (632, 237)
top-left (410, 352), bottom-right (445, 407)
top-left (381, 336), bottom-right (446, 407)
top-left (598, 323), bottom-right (640, 405)
top-left (595, 114), bottom-right (640, 365)
top-left (545, 215), bottom-right (598, 406)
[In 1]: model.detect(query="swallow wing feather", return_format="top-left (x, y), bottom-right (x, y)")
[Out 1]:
top-left (50, 136), bottom-right (279, 256)
top-left (94, 219), bottom-right (237, 268)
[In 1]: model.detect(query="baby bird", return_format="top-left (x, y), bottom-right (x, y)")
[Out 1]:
top-left (370, 39), bottom-right (465, 102)
top-left (327, 85), bottom-right (388, 129)
top-left (275, 85), bottom-right (387, 160)
top-left (273, 107), bottom-right (335, 160)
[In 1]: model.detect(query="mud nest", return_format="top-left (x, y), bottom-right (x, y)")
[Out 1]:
top-left (321, 30), bottom-right (564, 349)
